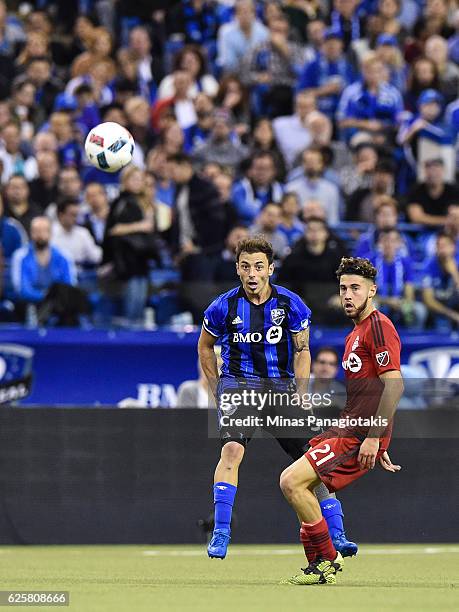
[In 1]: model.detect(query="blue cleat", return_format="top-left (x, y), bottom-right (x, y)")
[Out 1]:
top-left (207, 528), bottom-right (231, 559)
top-left (332, 532), bottom-right (358, 558)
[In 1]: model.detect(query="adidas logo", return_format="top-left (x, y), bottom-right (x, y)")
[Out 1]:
top-left (232, 316), bottom-right (243, 325)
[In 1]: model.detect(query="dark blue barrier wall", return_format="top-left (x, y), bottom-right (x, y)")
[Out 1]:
top-left (1, 328), bottom-right (459, 405)
top-left (0, 409), bottom-right (456, 544)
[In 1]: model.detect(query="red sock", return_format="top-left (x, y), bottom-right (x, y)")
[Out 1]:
top-left (303, 517), bottom-right (337, 561)
top-left (300, 523), bottom-right (317, 563)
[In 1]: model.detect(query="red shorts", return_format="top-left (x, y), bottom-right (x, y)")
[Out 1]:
top-left (305, 433), bottom-right (389, 493)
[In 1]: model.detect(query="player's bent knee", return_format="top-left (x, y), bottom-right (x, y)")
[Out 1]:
top-left (280, 459), bottom-right (318, 500)
top-left (220, 441), bottom-right (245, 467)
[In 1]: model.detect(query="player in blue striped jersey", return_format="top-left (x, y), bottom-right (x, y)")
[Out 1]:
top-left (198, 236), bottom-right (357, 560)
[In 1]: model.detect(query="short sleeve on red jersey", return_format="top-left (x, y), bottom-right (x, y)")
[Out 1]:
top-left (367, 312), bottom-right (401, 375)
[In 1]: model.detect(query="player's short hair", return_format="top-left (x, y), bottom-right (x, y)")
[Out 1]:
top-left (236, 236), bottom-right (274, 265)
top-left (336, 257), bottom-right (377, 282)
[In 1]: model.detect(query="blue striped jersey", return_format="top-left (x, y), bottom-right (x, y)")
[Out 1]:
top-left (203, 284), bottom-right (311, 379)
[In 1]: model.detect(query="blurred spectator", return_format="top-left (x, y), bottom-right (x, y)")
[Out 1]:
top-left (0, 122), bottom-right (36, 183)
top-left (213, 225), bottom-right (250, 284)
top-left (283, 1), bottom-right (324, 44)
top-left (211, 171), bottom-right (238, 235)
top-left (297, 26), bottom-right (355, 120)
top-left (346, 160), bottom-right (396, 222)
top-left (124, 96), bottom-right (156, 153)
top-left (374, 33), bottom-right (407, 92)
top-left (160, 122), bottom-right (185, 157)
top-left (25, 56), bottom-right (62, 116)
top-left (0, 191), bottom-right (27, 259)
top-left (215, 75), bottom-right (251, 135)
top-left (354, 196), bottom-right (411, 258)
top-left (249, 202), bottom-right (289, 261)
top-left (425, 204), bottom-right (459, 257)
top-left (337, 52), bottom-right (403, 144)
top-left (168, 152), bottom-right (227, 271)
top-left (338, 142), bottom-right (378, 197)
top-left (406, 158), bottom-right (459, 226)
top-left (82, 182), bottom-right (110, 246)
top-left (183, 93), bottom-right (215, 153)
top-left (413, 0), bottom-right (454, 46)
top-left (102, 166), bottom-right (156, 323)
top-left (272, 91), bottom-right (315, 168)
top-left (286, 146), bottom-right (340, 225)
top-left (448, 9), bottom-right (459, 65)
top-left (277, 217), bottom-right (348, 322)
top-left (376, 0), bottom-right (407, 41)
top-left (158, 44), bottom-right (218, 99)
top-left (310, 346), bottom-right (346, 408)
top-left (404, 56), bottom-right (441, 113)
top-left (152, 70), bottom-right (196, 130)
top-left (328, 0), bottom-right (364, 52)
top-left (128, 26), bottom-right (162, 102)
top-left (52, 199), bottom-right (102, 266)
top-left (11, 215), bottom-right (78, 322)
top-left (146, 145), bottom-right (175, 208)
top-left (398, 89), bottom-right (451, 171)
top-left (4, 174), bottom-right (41, 236)
top-left (217, 0), bottom-right (269, 74)
top-left (49, 111), bottom-right (81, 169)
top-left (193, 107), bottom-right (249, 169)
top-left (28, 151), bottom-right (59, 211)
top-left (278, 192), bottom-right (304, 247)
top-left (11, 77), bottom-right (45, 136)
top-left (422, 232), bottom-right (459, 330)
top-left (369, 229), bottom-right (427, 329)
top-left (424, 35), bottom-right (459, 104)
top-left (166, 0), bottom-right (219, 55)
top-left (249, 117), bottom-right (286, 180)
top-left (56, 166), bottom-right (83, 205)
top-left (231, 151), bottom-right (283, 226)
top-left (242, 14), bottom-right (305, 118)
top-left (71, 27), bottom-right (116, 80)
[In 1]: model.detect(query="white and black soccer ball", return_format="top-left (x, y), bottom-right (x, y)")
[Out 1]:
top-left (84, 122), bottom-right (135, 173)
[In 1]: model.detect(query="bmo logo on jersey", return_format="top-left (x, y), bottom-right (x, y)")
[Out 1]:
top-left (342, 352), bottom-right (362, 372)
top-left (232, 326), bottom-right (283, 344)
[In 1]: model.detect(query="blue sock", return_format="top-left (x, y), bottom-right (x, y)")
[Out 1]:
top-left (320, 498), bottom-right (345, 539)
top-left (213, 482), bottom-right (237, 533)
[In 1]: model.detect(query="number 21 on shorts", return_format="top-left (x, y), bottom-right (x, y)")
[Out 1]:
top-left (310, 443), bottom-right (335, 466)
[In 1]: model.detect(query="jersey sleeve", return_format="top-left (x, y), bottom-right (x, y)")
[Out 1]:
top-left (288, 295), bottom-right (312, 333)
top-left (203, 296), bottom-right (225, 338)
top-left (367, 316), bottom-right (401, 375)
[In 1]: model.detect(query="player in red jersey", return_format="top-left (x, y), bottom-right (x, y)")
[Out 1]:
top-left (279, 257), bottom-right (404, 585)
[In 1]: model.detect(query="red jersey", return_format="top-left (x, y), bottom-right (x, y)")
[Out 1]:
top-left (341, 309), bottom-right (401, 428)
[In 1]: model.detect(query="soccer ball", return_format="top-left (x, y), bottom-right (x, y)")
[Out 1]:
top-left (84, 122), bottom-right (135, 173)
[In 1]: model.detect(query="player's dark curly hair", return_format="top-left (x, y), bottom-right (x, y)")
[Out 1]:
top-left (236, 236), bottom-right (274, 265)
top-left (336, 257), bottom-right (377, 281)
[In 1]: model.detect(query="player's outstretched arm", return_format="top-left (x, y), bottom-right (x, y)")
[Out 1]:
top-left (198, 328), bottom-right (219, 400)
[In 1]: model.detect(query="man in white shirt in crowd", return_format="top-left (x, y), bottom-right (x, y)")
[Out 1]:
top-left (217, 0), bottom-right (269, 74)
top-left (273, 91), bottom-right (315, 168)
top-left (286, 146), bottom-right (341, 225)
top-left (52, 199), bottom-right (102, 267)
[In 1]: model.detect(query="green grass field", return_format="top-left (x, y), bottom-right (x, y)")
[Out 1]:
top-left (0, 544), bottom-right (457, 612)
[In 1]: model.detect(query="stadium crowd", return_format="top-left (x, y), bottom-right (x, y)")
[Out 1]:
top-left (0, 0), bottom-right (459, 329)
